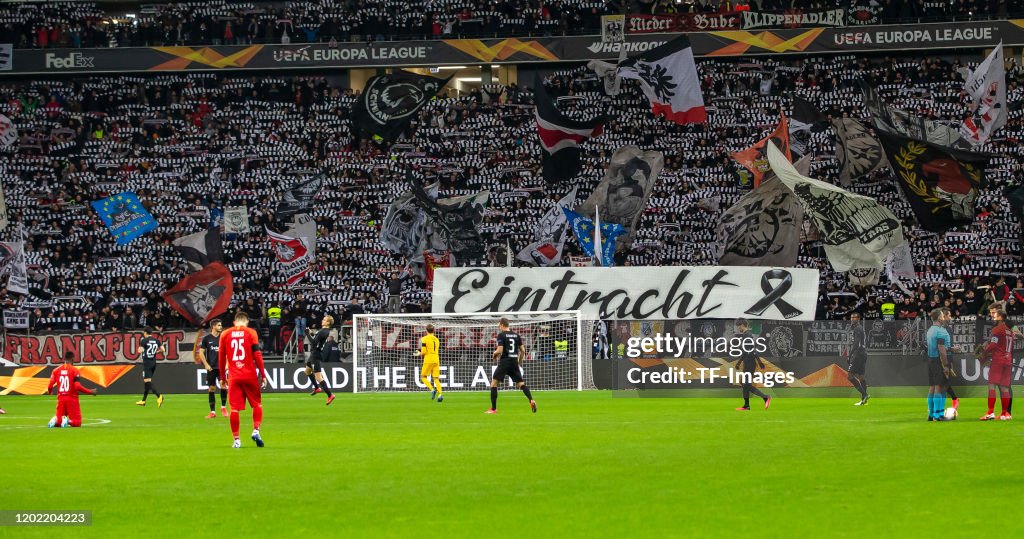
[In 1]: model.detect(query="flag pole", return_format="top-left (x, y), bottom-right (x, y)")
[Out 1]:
top-left (594, 206), bottom-right (603, 267)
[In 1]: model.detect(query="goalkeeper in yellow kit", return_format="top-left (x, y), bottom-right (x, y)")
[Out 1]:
top-left (415, 324), bottom-right (443, 403)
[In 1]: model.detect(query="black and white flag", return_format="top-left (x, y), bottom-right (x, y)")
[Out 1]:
top-left (767, 142), bottom-right (904, 271)
top-left (275, 176), bottom-right (322, 220)
top-left (578, 146), bottom-right (663, 252)
top-left (617, 35), bottom-right (706, 124)
top-left (832, 118), bottom-right (887, 186)
top-left (860, 81), bottom-right (971, 150)
top-left (173, 228), bottom-right (225, 272)
top-left (535, 85), bottom-right (605, 183)
top-left (790, 96), bottom-right (826, 156)
top-left (411, 179), bottom-right (488, 261)
top-left (716, 157), bottom-right (809, 267)
top-left (353, 70), bottom-right (450, 143)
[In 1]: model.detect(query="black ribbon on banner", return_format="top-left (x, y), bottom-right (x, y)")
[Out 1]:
top-left (744, 269), bottom-right (803, 319)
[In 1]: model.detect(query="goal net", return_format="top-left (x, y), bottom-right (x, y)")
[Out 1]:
top-left (352, 311), bottom-right (596, 393)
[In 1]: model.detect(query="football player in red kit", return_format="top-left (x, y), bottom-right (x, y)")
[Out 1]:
top-left (980, 307), bottom-right (1014, 421)
top-left (47, 352), bottom-right (98, 428)
top-left (219, 310), bottom-right (268, 448)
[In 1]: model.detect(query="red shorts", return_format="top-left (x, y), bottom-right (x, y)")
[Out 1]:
top-left (228, 378), bottom-right (262, 411)
top-left (988, 362), bottom-right (1012, 387)
top-left (56, 396), bottom-right (82, 426)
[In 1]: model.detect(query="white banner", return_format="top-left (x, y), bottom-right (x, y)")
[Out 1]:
top-left (742, 9), bottom-right (845, 30)
top-left (432, 266), bottom-right (819, 320)
top-left (0, 241), bottom-right (28, 295)
top-left (3, 309), bottom-right (29, 329)
top-left (224, 205), bottom-right (250, 234)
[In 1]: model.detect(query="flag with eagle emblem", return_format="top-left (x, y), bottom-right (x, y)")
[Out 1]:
top-left (353, 70), bottom-right (451, 143)
top-left (617, 35), bottom-right (706, 124)
top-left (267, 214), bottom-right (317, 286)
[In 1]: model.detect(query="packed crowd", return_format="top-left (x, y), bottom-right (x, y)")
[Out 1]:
top-left (1, 49), bottom-right (1023, 336)
top-left (3, 0), bottom-right (1022, 49)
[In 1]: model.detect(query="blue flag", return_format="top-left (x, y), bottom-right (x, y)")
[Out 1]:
top-left (91, 191), bottom-right (158, 245)
top-left (562, 207), bottom-right (625, 266)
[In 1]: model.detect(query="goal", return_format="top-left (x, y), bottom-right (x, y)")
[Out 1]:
top-left (352, 311), bottom-right (596, 393)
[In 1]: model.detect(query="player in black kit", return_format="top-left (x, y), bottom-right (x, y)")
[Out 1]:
top-left (486, 318), bottom-right (536, 414)
top-left (734, 318), bottom-right (771, 411)
top-left (135, 327), bottom-right (167, 407)
top-left (848, 313), bottom-right (869, 406)
top-left (198, 319), bottom-right (228, 418)
top-left (304, 315), bottom-right (336, 405)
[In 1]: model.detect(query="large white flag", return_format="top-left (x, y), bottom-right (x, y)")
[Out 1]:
top-left (960, 42), bottom-right (1006, 146)
top-left (616, 35), bottom-right (706, 124)
top-left (767, 142), bottom-right (904, 271)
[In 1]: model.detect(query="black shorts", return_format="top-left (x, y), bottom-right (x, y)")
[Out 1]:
top-left (849, 353), bottom-right (867, 376)
top-left (927, 361), bottom-right (949, 386)
top-left (143, 363), bottom-right (157, 379)
top-left (305, 358), bottom-right (322, 373)
top-left (492, 360), bottom-right (523, 384)
top-left (205, 369), bottom-right (221, 388)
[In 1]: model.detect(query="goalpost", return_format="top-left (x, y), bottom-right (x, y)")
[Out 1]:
top-left (352, 311), bottom-right (596, 393)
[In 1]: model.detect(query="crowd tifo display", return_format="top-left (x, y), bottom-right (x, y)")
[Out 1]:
top-left (1, 45), bottom-right (1023, 332)
top-left (3, 0), bottom-right (1024, 49)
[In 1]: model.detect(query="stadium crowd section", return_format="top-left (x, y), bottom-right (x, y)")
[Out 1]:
top-left (2, 52), bottom-right (1024, 334)
top-left (2, 0), bottom-right (1023, 48)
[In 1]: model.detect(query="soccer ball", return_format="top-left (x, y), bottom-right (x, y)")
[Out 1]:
top-left (944, 407), bottom-right (958, 420)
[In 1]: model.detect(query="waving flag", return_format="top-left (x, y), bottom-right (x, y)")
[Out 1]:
top-left (767, 142), bottom-right (904, 271)
top-left (517, 187), bottom-right (578, 266)
top-left (353, 71), bottom-right (450, 143)
top-left (173, 228), bottom-right (224, 271)
top-left (162, 262), bottom-right (234, 326)
top-left (716, 158), bottom-right (809, 267)
top-left (833, 118), bottom-right (887, 186)
top-left (790, 96), bottom-right (826, 156)
top-left (91, 192), bottom-right (158, 245)
top-left (960, 43), bottom-right (1006, 146)
top-left (224, 205), bottom-right (250, 234)
top-left (0, 241), bottom-right (28, 295)
top-left (563, 207), bottom-right (625, 267)
top-left (267, 214), bottom-right (316, 286)
top-left (617, 35), bottom-right (706, 124)
top-left (877, 129), bottom-right (989, 233)
top-left (860, 81), bottom-right (970, 149)
top-left (578, 146), bottom-right (663, 252)
top-left (535, 85), bottom-right (605, 183)
top-left (276, 176), bottom-right (322, 221)
top-left (732, 114), bottom-right (791, 187)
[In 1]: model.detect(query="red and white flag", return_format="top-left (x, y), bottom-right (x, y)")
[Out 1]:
top-left (267, 214), bottom-right (316, 286)
top-left (960, 42), bottom-right (1006, 146)
top-left (617, 35), bottom-right (706, 124)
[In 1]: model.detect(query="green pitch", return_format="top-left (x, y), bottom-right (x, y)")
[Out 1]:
top-left (2, 392), bottom-right (1021, 537)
